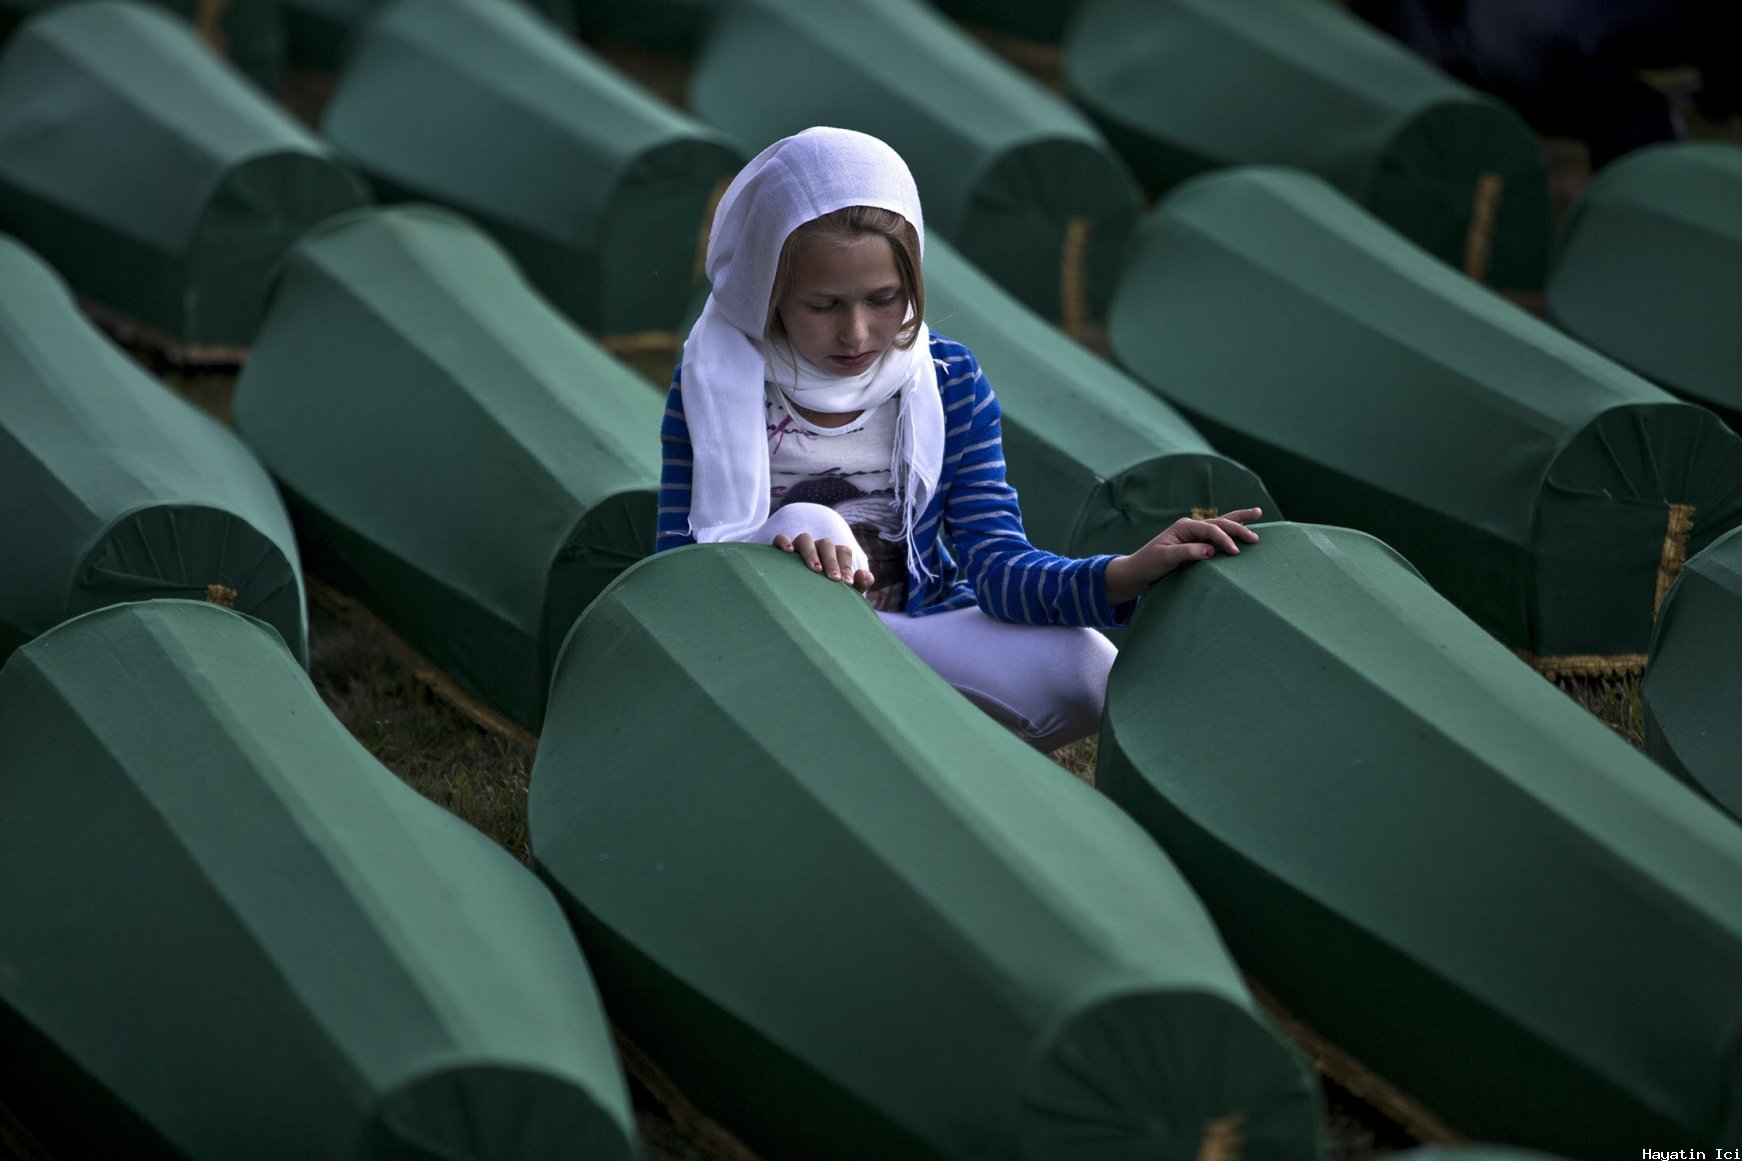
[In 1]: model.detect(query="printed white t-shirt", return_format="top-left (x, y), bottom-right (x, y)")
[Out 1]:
top-left (765, 382), bottom-right (907, 609)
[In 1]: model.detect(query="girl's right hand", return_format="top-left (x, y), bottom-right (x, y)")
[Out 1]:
top-left (774, 532), bottom-right (875, 593)
top-left (1103, 507), bottom-right (1264, 605)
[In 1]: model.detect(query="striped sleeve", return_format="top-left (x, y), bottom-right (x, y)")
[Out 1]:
top-left (657, 373), bottom-right (696, 551)
top-left (935, 343), bottom-right (1131, 629)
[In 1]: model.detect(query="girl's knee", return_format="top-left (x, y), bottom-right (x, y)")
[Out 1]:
top-left (759, 502), bottom-right (859, 546)
top-left (1026, 629), bottom-right (1116, 751)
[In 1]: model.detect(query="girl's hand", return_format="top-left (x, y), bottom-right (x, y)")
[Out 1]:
top-left (774, 532), bottom-right (875, 593)
top-left (1104, 508), bottom-right (1263, 606)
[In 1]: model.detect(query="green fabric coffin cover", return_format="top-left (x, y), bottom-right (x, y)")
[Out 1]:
top-left (0, 235), bottom-right (307, 665)
top-left (1643, 525), bottom-right (1742, 820)
top-left (1098, 522), bottom-right (1742, 1158)
top-left (0, 0), bottom-right (285, 93)
top-left (325, 0), bottom-right (739, 338)
top-left (0, 1), bottom-right (368, 347)
top-left (690, 0), bottom-right (1141, 326)
top-left (1548, 142), bottom-right (1742, 424)
top-left (278, 0), bottom-right (574, 69)
top-left (1066, 0), bottom-right (1550, 290)
top-left (232, 206), bottom-right (659, 731)
top-left (923, 235), bottom-right (1276, 556)
top-left (0, 600), bottom-right (635, 1160)
top-left (529, 544), bottom-right (1324, 1161)
top-left (1107, 167), bottom-right (1742, 663)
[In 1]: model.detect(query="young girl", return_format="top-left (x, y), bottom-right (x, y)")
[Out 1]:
top-left (658, 127), bottom-right (1259, 751)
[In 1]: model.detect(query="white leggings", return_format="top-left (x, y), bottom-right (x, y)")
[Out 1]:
top-left (878, 607), bottom-right (1116, 752)
top-left (752, 503), bottom-right (1116, 751)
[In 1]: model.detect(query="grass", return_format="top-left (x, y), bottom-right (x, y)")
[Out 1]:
top-left (1552, 670), bottom-right (1647, 748)
top-left (307, 599), bottom-right (535, 860)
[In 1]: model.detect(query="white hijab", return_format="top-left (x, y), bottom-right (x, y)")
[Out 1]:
top-left (681, 127), bottom-right (944, 579)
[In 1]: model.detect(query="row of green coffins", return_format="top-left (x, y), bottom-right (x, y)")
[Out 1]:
top-left (0, 555), bottom-right (1625, 1158)
top-left (1643, 524), bottom-right (1742, 821)
top-left (0, 0), bottom-right (1578, 357)
top-left (529, 542), bottom-right (1328, 1159)
top-left (1108, 166), bottom-right (1742, 667)
top-left (1098, 522), bottom-right (1742, 1158)
top-left (0, 600), bottom-right (637, 1160)
top-left (0, 0), bottom-right (733, 347)
top-left (1548, 141), bottom-right (1742, 428)
top-left (235, 204), bottom-right (1275, 731)
top-left (593, 0), bottom-right (1550, 297)
top-left (0, 233), bottom-right (307, 667)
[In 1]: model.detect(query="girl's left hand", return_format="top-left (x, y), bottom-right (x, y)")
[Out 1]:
top-left (1103, 508), bottom-right (1263, 606)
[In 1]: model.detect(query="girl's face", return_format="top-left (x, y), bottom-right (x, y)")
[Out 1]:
top-left (774, 230), bottom-right (909, 376)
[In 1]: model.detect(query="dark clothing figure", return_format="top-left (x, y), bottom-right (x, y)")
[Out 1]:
top-left (1354, 0), bottom-right (1739, 166)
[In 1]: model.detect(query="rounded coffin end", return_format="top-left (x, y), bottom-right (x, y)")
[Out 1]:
top-left (957, 138), bottom-right (1139, 326)
top-left (1016, 988), bottom-right (1322, 1160)
top-left (1369, 97), bottom-right (1549, 291)
top-left (372, 1061), bottom-right (636, 1161)
top-left (71, 504), bottom-right (307, 667)
top-left (191, 148), bottom-right (372, 345)
top-left (1532, 401), bottom-right (1742, 658)
top-left (1067, 455), bottom-right (1279, 559)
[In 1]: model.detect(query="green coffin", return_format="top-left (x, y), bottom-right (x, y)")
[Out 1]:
top-left (1098, 522), bottom-right (1742, 1158)
top-left (232, 206), bottom-right (659, 731)
top-left (1066, 0), bottom-right (1550, 290)
top-left (923, 235), bottom-right (1276, 556)
top-left (0, 1), bottom-right (368, 348)
top-left (0, 234), bottom-right (306, 665)
top-left (0, 600), bottom-right (636, 1160)
top-left (690, 0), bottom-right (1141, 327)
top-left (0, 0), bottom-right (284, 93)
top-left (530, 544), bottom-right (1325, 1160)
top-left (1107, 167), bottom-right (1742, 665)
top-left (324, 0), bottom-right (739, 339)
top-left (1548, 142), bottom-right (1742, 425)
top-left (1643, 525), bottom-right (1742, 820)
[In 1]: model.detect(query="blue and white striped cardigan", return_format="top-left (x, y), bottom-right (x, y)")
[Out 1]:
top-left (657, 332), bottom-right (1132, 629)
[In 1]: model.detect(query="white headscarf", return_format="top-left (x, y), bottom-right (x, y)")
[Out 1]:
top-left (681, 127), bottom-right (943, 579)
